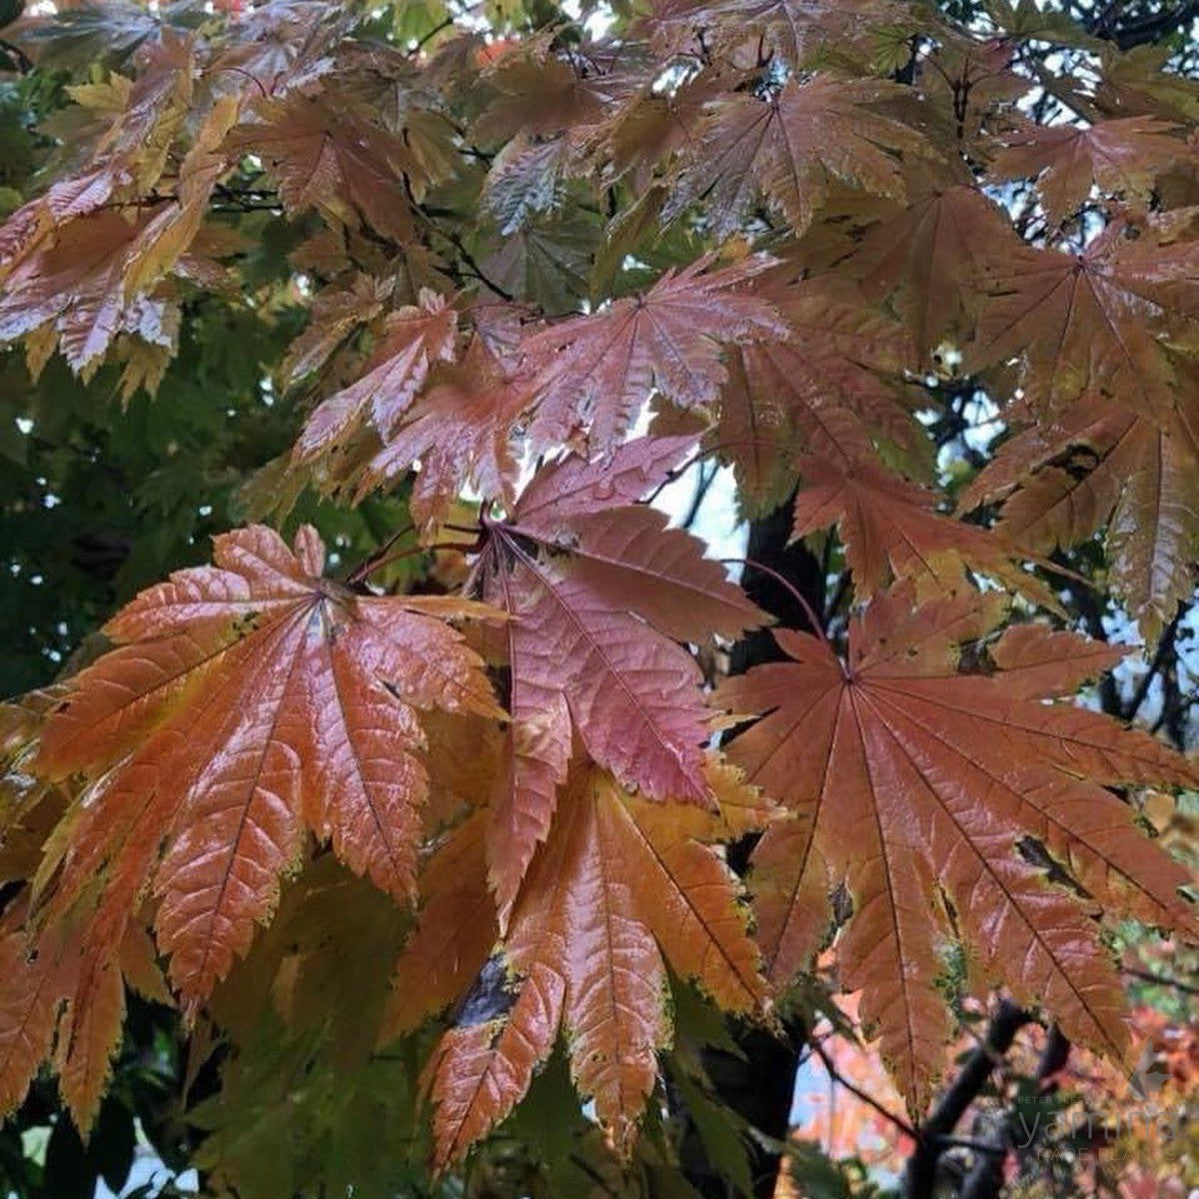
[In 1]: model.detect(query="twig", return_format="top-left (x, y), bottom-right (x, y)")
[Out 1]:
top-left (642, 449), bottom-right (706, 506)
top-left (1123, 608), bottom-right (1185, 721)
top-left (569, 1153), bottom-right (621, 1199)
top-left (958, 1026), bottom-right (1070, 1199)
top-left (681, 460), bottom-right (718, 530)
top-left (0, 38), bottom-right (33, 74)
top-left (350, 541), bottom-right (470, 582)
top-left (407, 16), bottom-right (455, 55)
top-left (1124, 966), bottom-right (1199, 996)
top-left (207, 64), bottom-right (270, 100)
top-left (409, 197), bottom-right (514, 301)
top-left (810, 1040), bottom-right (918, 1140)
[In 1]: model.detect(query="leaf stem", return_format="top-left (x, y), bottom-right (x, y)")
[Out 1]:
top-left (347, 523), bottom-right (415, 584)
top-left (719, 556), bottom-right (839, 661)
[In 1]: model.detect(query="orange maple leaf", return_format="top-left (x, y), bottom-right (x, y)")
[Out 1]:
top-left (36, 525), bottom-right (502, 1007)
top-left (411, 757), bottom-right (769, 1167)
top-left (961, 398), bottom-right (1199, 643)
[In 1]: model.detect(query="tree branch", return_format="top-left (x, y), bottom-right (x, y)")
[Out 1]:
top-left (958, 1026), bottom-right (1070, 1199)
top-left (903, 1000), bottom-right (1034, 1199)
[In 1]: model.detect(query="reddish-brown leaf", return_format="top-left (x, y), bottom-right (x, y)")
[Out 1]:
top-left (54, 949), bottom-right (125, 1134)
top-left (281, 274), bottom-right (393, 387)
top-left (234, 95), bottom-right (435, 242)
top-left (961, 399), bottom-right (1199, 642)
top-left (0, 210), bottom-right (180, 378)
top-left (520, 256), bottom-right (786, 452)
top-left (972, 215), bottom-right (1199, 422)
top-left (478, 438), bottom-right (766, 919)
top-left (990, 117), bottom-right (1193, 227)
top-left (357, 337), bottom-right (531, 525)
top-left (643, 0), bottom-right (912, 65)
top-left (707, 279), bottom-right (923, 507)
top-left (662, 77), bottom-right (934, 240)
top-left (792, 456), bottom-right (1055, 605)
top-left (716, 584), bottom-right (1197, 1111)
top-left (844, 182), bottom-right (1022, 360)
top-left (294, 290), bottom-right (458, 462)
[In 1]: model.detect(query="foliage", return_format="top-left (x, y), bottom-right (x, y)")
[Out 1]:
top-left (0, 0), bottom-right (1196, 1196)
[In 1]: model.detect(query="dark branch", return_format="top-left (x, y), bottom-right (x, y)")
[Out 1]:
top-left (903, 1000), bottom-right (1034, 1199)
top-left (958, 1027), bottom-right (1070, 1199)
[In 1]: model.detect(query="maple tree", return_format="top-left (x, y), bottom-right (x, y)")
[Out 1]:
top-left (0, 1), bottom-right (1196, 1198)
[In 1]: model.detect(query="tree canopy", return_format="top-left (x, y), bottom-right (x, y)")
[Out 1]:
top-left (0, 1), bottom-right (1196, 1197)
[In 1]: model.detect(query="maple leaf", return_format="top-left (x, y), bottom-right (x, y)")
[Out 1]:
top-left (378, 810), bottom-right (498, 1046)
top-left (416, 757), bottom-right (769, 1167)
top-left (476, 437), bottom-right (766, 922)
top-left (202, 0), bottom-right (352, 100)
top-left (971, 216), bottom-right (1199, 422)
top-left (483, 137), bottom-right (573, 234)
top-left (0, 210), bottom-right (182, 378)
top-left (0, 880), bottom-right (165, 1130)
top-left (716, 278), bottom-right (923, 484)
top-left (961, 400), bottom-right (1199, 642)
top-left (661, 76), bottom-right (934, 241)
top-left (120, 94), bottom-right (242, 299)
top-left (354, 337), bottom-right (531, 525)
top-left (0, 894), bottom-right (60, 1119)
top-left (990, 117), bottom-right (1192, 228)
top-left (293, 289), bottom-right (458, 463)
top-left (479, 217), bottom-right (597, 317)
top-left (792, 456), bottom-right (1056, 606)
top-left (0, 32), bottom-right (206, 294)
top-left (604, 72), bottom-right (725, 194)
top-left (0, 694), bottom-right (69, 889)
top-left (0, 702), bottom-right (183, 1133)
top-left (52, 934), bottom-right (127, 1133)
top-left (521, 256), bottom-right (787, 452)
top-left (280, 272), bottom-right (393, 386)
top-left (473, 42), bottom-right (641, 144)
top-left (688, 282), bottom-right (920, 518)
top-left (34, 525), bottom-right (502, 1006)
top-left (64, 31), bottom-right (196, 195)
top-left (716, 584), bottom-right (1198, 1112)
top-left (918, 37), bottom-right (1028, 152)
top-left (642, 0), bottom-right (912, 66)
top-left (0, 169), bottom-right (118, 277)
top-left (700, 349), bottom-right (799, 519)
top-left (0, 77), bottom-right (240, 391)
top-left (235, 95), bottom-right (434, 242)
top-left (844, 182), bottom-right (1022, 361)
